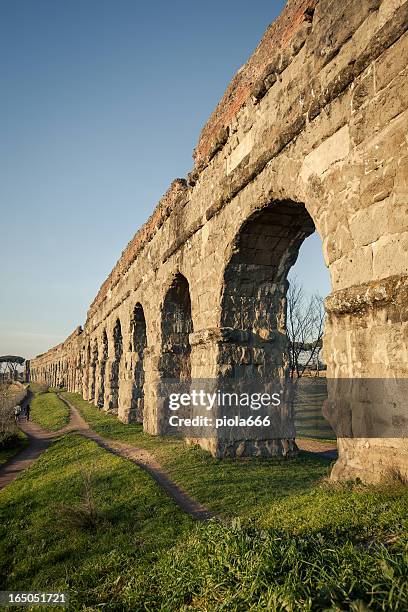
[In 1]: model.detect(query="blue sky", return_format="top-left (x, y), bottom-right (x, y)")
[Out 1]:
top-left (0, 0), bottom-right (330, 359)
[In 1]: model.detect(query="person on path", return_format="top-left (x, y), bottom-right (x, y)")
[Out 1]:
top-left (25, 403), bottom-right (31, 421)
top-left (14, 404), bottom-right (21, 423)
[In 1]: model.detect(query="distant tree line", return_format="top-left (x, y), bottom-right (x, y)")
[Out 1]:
top-left (0, 356), bottom-right (25, 380)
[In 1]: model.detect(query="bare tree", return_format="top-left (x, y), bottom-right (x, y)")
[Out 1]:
top-left (286, 279), bottom-right (325, 378)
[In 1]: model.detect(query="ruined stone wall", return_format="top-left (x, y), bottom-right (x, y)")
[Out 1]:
top-left (28, 0), bottom-right (408, 482)
top-left (30, 326), bottom-right (84, 392)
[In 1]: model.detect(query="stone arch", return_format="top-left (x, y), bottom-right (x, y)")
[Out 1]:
top-left (84, 341), bottom-right (91, 398)
top-left (109, 319), bottom-right (123, 411)
top-left (220, 199), bottom-right (317, 381)
top-left (75, 353), bottom-right (82, 393)
top-left (160, 273), bottom-right (193, 382)
top-left (89, 339), bottom-right (98, 400)
top-left (212, 199), bottom-right (326, 458)
top-left (97, 330), bottom-right (108, 408)
top-left (130, 302), bottom-right (147, 423)
top-left (62, 360), bottom-right (67, 388)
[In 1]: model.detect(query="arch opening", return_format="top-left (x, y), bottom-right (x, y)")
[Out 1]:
top-left (221, 200), bottom-right (316, 381)
top-left (109, 319), bottom-right (123, 411)
top-left (85, 343), bottom-right (91, 397)
top-left (89, 339), bottom-right (98, 400)
top-left (221, 199), bottom-right (333, 445)
top-left (97, 330), bottom-right (108, 408)
top-left (160, 274), bottom-right (193, 382)
top-left (130, 303), bottom-right (147, 423)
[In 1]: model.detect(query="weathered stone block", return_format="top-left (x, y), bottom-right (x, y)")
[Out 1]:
top-left (372, 232), bottom-right (408, 278)
top-left (300, 125), bottom-right (350, 183)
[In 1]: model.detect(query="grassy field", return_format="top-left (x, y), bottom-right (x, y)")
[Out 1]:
top-left (0, 435), bottom-right (193, 610)
top-left (62, 392), bottom-right (331, 520)
top-left (136, 514), bottom-right (408, 610)
top-left (1, 391), bottom-right (407, 609)
top-left (63, 392), bottom-right (408, 523)
top-left (28, 382), bottom-right (49, 394)
top-left (30, 388), bottom-right (70, 431)
top-left (294, 377), bottom-right (335, 440)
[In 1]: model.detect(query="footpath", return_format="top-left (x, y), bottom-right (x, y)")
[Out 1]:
top-left (0, 394), bottom-right (213, 520)
top-left (0, 393), bottom-right (337, 519)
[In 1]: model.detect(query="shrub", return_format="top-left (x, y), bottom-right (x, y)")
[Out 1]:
top-left (0, 383), bottom-right (19, 443)
top-left (0, 431), bottom-right (21, 450)
top-left (56, 469), bottom-right (106, 532)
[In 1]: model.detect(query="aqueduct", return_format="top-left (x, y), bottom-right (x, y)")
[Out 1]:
top-left (28, 0), bottom-right (408, 482)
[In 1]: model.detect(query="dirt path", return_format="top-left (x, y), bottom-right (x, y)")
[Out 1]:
top-left (0, 393), bottom-right (213, 521)
top-left (0, 432), bottom-right (51, 490)
top-left (60, 396), bottom-right (214, 520)
top-left (0, 392), bottom-right (337, 518)
top-left (0, 391), bottom-right (52, 490)
top-left (296, 438), bottom-right (338, 461)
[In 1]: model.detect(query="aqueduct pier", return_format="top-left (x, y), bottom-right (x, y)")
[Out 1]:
top-left (28, 0), bottom-right (408, 482)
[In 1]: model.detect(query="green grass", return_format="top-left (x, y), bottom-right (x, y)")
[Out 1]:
top-left (0, 434), bottom-right (193, 609)
top-left (31, 390), bottom-right (70, 431)
top-left (0, 431), bottom-right (28, 467)
top-left (29, 382), bottom-right (49, 394)
top-left (62, 392), bottom-right (331, 520)
top-left (62, 393), bottom-right (407, 537)
top-left (133, 517), bottom-right (408, 610)
top-left (1, 390), bottom-right (407, 609)
top-left (2, 426), bottom-right (408, 609)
